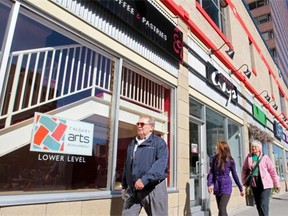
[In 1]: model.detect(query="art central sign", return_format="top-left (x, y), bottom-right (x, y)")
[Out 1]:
top-left (95, 0), bottom-right (183, 62)
top-left (31, 113), bottom-right (94, 156)
top-left (206, 62), bottom-right (238, 106)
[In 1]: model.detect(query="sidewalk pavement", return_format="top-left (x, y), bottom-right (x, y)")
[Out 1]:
top-left (228, 191), bottom-right (288, 216)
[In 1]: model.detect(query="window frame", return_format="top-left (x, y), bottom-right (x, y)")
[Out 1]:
top-left (0, 1), bottom-right (178, 206)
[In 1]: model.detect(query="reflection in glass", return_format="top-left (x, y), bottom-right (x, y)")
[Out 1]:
top-left (273, 145), bottom-right (284, 181)
top-left (0, 2), bottom-right (11, 52)
top-left (189, 98), bottom-right (203, 119)
top-left (0, 114), bottom-right (110, 194)
top-left (1, 11), bottom-right (114, 128)
top-left (206, 108), bottom-right (225, 158)
top-left (115, 120), bottom-right (168, 190)
top-left (228, 119), bottom-right (241, 180)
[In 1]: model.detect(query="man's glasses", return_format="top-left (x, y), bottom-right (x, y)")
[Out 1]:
top-left (136, 122), bottom-right (150, 127)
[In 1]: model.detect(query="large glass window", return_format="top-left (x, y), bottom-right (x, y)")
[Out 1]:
top-left (228, 119), bottom-right (242, 176)
top-left (206, 108), bottom-right (225, 157)
top-left (0, 8), bottom-right (113, 129)
top-left (0, 4), bottom-right (176, 201)
top-left (274, 145), bottom-right (284, 181)
top-left (0, 7), bottom-right (114, 195)
top-left (206, 108), bottom-right (242, 177)
top-left (115, 64), bottom-right (174, 189)
top-left (0, 114), bottom-right (110, 193)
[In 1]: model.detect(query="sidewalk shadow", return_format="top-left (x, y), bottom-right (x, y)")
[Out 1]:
top-left (272, 197), bottom-right (288, 201)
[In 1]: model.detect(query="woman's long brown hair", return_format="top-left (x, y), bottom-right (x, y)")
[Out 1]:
top-left (217, 141), bottom-right (232, 170)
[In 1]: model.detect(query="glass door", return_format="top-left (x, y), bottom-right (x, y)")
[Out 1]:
top-left (189, 120), bottom-right (203, 207)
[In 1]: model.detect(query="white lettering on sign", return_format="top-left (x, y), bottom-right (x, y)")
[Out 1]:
top-left (115, 0), bottom-right (135, 15)
top-left (211, 71), bottom-right (237, 106)
top-left (38, 154), bottom-right (86, 163)
top-left (38, 154), bottom-right (65, 161)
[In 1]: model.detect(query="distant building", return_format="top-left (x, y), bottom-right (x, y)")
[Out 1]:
top-left (245, 0), bottom-right (288, 87)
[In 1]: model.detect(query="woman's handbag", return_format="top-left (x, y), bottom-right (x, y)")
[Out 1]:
top-left (245, 190), bottom-right (255, 206)
top-left (244, 156), bottom-right (262, 187)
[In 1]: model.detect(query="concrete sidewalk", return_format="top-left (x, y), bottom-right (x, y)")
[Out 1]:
top-left (228, 191), bottom-right (288, 216)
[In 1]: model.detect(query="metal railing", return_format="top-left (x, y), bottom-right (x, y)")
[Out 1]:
top-left (0, 44), bottom-right (165, 129)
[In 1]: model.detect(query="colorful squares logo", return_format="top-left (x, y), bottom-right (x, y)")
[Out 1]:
top-left (32, 113), bottom-right (67, 152)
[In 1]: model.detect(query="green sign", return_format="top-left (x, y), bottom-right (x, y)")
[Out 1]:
top-left (253, 104), bottom-right (267, 126)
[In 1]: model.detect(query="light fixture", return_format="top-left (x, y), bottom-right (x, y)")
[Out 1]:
top-left (209, 42), bottom-right (235, 59)
top-left (220, 0), bottom-right (229, 8)
top-left (254, 90), bottom-right (271, 102)
top-left (275, 113), bottom-right (288, 122)
top-left (232, 64), bottom-right (252, 79)
top-left (264, 99), bottom-right (278, 110)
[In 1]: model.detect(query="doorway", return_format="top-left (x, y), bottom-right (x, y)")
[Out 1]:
top-left (189, 119), bottom-right (206, 213)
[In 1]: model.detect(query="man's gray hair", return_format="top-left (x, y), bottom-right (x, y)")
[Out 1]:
top-left (140, 115), bottom-right (155, 126)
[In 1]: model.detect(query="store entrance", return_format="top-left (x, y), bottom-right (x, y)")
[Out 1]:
top-left (189, 120), bottom-right (206, 214)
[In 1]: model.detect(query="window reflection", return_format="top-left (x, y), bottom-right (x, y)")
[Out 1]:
top-left (115, 120), bottom-right (169, 190)
top-left (0, 114), bottom-right (110, 193)
top-left (0, 2), bottom-right (11, 52)
top-left (1, 10), bottom-right (114, 128)
top-left (228, 119), bottom-right (241, 178)
top-left (206, 108), bottom-right (225, 157)
top-left (274, 145), bottom-right (284, 181)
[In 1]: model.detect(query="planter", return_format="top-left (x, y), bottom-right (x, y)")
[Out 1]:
top-left (245, 194), bottom-right (255, 206)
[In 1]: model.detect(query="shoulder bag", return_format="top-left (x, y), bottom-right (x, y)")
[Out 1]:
top-left (244, 155), bottom-right (262, 187)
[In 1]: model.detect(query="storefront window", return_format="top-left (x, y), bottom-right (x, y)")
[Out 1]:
top-left (0, 8), bottom-right (114, 195)
top-left (115, 65), bottom-right (173, 189)
top-left (228, 119), bottom-right (242, 177)
top-left (273, 145), bottom-right (284, 181)
top-left (206, 109), bottom-right (242, 176)
top-left (206, 108), bottom-right (225, 157)
top-left (1, 9), bottom-right (113, 128)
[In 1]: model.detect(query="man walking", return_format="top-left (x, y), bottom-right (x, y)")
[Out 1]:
top-left (121, 115), bottom-right (169, 216)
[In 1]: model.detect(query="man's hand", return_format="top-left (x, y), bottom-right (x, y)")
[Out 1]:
top-left (134, 179), bottom-right (144, 190)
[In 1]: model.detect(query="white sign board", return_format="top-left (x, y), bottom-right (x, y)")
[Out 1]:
top-left (30, 112), bottom-right (94, 156)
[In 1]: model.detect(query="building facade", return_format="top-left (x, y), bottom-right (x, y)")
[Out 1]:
top-left (245, 0), bottom-right (288, 87)
top-left (0, 0), bottom-right (288, 216)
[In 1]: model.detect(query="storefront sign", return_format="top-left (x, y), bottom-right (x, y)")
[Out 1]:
top-left (206, 62), bottom-right (238, 106)
top-left (95, 0), bottom-right (183, 62)
top-left (31, 113), bottom-right (94, 156)
top-left (273, 121), bottom-right (283, 140)
top-left (283, 132), bottom-right (287, 143)
top-left (252, 104), bottom-right (267, 126)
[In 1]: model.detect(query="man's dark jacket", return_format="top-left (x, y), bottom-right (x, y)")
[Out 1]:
top-left (122, 133), bottom-right (168, 189)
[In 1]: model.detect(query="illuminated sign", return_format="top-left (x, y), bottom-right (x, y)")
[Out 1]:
top-left (31, 113), bottom-right (94, 156)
